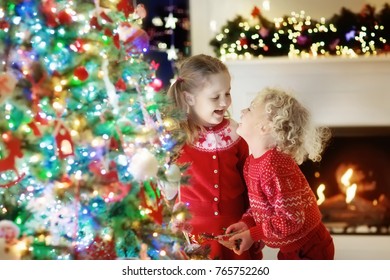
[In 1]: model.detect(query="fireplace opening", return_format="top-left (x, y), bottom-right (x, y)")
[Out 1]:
top-left (300, 127), bottom-right (390, 235)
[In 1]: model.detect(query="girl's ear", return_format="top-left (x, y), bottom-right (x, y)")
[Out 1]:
top-left (184, 91), bottom-right (195, 106)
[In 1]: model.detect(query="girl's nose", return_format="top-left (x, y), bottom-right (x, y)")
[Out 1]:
top-left (219, 97), bottom-right (227, 107)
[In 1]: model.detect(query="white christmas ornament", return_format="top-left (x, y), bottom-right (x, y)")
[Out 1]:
top-left (159, 164), bottom-right (181, 200)
top-left (159, 181), bottom-right (179, 201)
top-left (164, 12), bottom-right (178, 29)
top-left (166, 45), bottom-right (178, 61)
top-left (165, 164), bottom-right (181, 182)
top-left (128, 148), bottom-right (159, 181)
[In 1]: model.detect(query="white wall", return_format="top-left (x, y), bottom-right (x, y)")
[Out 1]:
top-left (190, 0), bottom-right (390, 55)
top-left (226, 56), bottom-right (390, 125)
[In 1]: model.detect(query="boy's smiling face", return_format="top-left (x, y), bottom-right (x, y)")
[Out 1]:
top-left (237, 99), bottom-right (268, 141)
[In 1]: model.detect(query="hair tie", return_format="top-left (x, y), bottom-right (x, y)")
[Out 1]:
top-left (176, 77), bottom-right (184, 83)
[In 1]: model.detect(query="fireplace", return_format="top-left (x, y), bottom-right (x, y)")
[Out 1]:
top-left (300, 127), bottom-right (390, 235)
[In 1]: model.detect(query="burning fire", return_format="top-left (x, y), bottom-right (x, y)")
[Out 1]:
top-left (316, 167), bottom-right (357, 205)
top-left (316, 184), bottom-right (326, 205)
top-left (341, 168), bottom-right (357, 203)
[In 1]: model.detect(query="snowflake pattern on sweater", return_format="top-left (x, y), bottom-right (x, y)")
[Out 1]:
top-left (241, 148), bottom-right (322, 252)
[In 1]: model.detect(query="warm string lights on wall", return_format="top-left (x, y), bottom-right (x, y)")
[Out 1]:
top-left (210, 4), bottom-right (390, 60)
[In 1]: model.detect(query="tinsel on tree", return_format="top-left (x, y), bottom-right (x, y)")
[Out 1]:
top-left (210, 4), bottom-right (390, 59)
top-left (0, 0), bottom-right (197, 260)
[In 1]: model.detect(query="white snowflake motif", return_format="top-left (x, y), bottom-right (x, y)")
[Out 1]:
top-left (302, 196), bottom-right (315, 208)
top-left (294, 210), bottom-right (305, 224)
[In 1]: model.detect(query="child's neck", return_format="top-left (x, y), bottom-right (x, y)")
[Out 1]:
top-left (250, 146), bottom-right (270, 159)
top-left (248, 135), bottom-right (276, 159)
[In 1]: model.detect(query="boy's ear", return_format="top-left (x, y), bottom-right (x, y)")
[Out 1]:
top-left (259, 122), bottom-right (272, 134)
top-left (184, 91), bottom-right (195, 106)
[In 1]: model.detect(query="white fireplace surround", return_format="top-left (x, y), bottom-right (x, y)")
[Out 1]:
top-left (226, 56), bottom-right (390, 259)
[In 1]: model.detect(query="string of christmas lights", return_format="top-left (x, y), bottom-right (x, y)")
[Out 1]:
top-left (210, 4), bottom-right (390, 59)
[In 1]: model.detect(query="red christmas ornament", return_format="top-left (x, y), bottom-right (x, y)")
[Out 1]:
top-left (117, 0), bottom-right (134, 18)
top-left (115, 78), bottom-right (127, 92)
top-left (58, 10), bottom-right (73, 25)
top-left (251, 6), bottom-right (261, 17)
top-left (74, 66), bottom-right (89, 81)
top-left (54, 121), bottom-right (74, 159)
top-left (239, 38), bottom-right (248, 46)
top-left (0, 20), bottom-right (10, 30)
top-left (149, 78), bottom-right (163, 92)
top-left (40, 0), bottom-right (59, 27)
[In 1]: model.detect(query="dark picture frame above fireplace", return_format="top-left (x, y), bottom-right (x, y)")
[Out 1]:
top-left (300, 127), bottom-right (390, 235)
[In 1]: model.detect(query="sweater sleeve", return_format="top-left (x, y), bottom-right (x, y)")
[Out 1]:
top-left (241, 208), bottom-right (256, 228)
top-left (236, 137), bottom-right (249, 171)
top-left (249, 162), bottom-right (308, 243)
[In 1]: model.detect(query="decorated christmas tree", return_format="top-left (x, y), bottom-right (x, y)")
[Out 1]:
top-left (0, 0), bottom-right (194, 260)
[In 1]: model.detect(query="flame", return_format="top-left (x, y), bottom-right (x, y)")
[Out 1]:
top-left (316, 184), bottom-right (326, 205)
top-left (341, 168), bottom-right (353, 186)
top-left (341, 168), bottom-right (357, 203)
top-left (346, 183), bottom-right (357, 203)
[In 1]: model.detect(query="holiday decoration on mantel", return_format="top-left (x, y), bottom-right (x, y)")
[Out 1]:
top-left (210, 4), bottom-right (390, 59)
top-left (0, 0), bottom-right (197, 260)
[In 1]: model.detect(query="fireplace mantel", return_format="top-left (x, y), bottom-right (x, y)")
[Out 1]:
top-left (227, 56), bottom-right (390, 127)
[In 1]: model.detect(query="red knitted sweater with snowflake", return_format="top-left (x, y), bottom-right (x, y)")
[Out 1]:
top-left (240, 148), bottom-right (322, 252)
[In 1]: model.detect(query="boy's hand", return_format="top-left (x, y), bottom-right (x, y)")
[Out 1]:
top-left (228, 229), bottom-right (254, 255)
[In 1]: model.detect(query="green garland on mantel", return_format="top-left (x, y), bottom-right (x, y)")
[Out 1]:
top-left (210, 4), bottom-right (390, 59)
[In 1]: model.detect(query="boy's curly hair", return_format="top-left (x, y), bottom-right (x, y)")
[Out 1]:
top-left (256, 87), bottom-right (331, 164)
